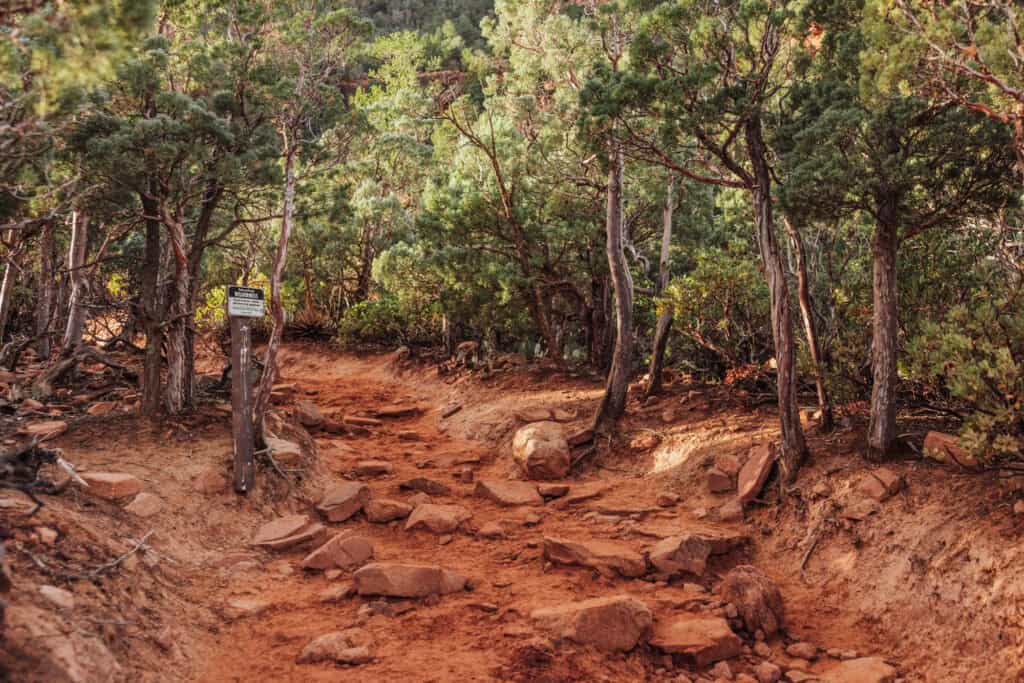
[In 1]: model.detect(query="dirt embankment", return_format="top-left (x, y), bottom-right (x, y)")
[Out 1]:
top-left (2, 345), bottom-right (1022, 682)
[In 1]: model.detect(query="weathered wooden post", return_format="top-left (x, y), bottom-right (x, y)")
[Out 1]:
top-left (227, 285), bottom-right (264, 494)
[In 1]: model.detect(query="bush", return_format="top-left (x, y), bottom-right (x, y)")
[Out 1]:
top-left (908, 288), bottom-right (1024, 463)
top-left (336, 296), bottom-right (438, 347)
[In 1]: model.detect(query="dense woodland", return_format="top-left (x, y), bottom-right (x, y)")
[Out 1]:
top-left (3, 0), bottom-right (1024, 479)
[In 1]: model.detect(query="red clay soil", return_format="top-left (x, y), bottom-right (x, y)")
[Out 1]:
top-left (2, 345), bottom-right (1023, 682)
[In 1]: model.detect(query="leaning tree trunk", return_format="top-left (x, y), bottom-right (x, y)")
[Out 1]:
top-left (645, 176), bottom-right (676, 398)
top-left (0, 252), bottom-right (17, 345)
top-left (61, 210), bottom-right (89, 351)
top-left (253, 147), bottom-right (298, 440)
top-left (140, 190), bottom-right (164, 415)
top-left (36, 220), bottom-right (56, 359)
top-left (592, 141), bottom-right (633, 433)
top-left (745, 117), bottom-right (807, 482)
top-left (783, 216), bottom-right (833, 432)
top-left (867, 212), bottom-right (899, 460)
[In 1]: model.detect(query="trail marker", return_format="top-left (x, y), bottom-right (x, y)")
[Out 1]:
top-left (227, 286), bottom-right (263, 493)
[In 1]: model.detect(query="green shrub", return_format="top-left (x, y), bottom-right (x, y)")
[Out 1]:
top-left (336, 296), bottom-right (438, 347)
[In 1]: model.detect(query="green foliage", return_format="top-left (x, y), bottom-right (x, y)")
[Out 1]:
top-left (336, 296), bottom-right (438, 347)
top-left (908, 289), bottom-right (1024, 462)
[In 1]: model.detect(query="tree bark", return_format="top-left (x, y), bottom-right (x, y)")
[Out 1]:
top-left (867, 209), bottom-right (899, 460)
top-left (782, 215), bottom-right (833, 432)
top-left (745, 116), bottom-right (807, 482)
top-left (163, 211), bottom-right (190, 415)
top-left (253, 147), bottom-right (297, 440)
top-left (36, 220), bottom-right (56, 359)
top-left (61, 210), bottom-right (89, 351)
top-left (645, 176), bottom-right (675, 398)
top-left (139, 187), bottom-right (164, 415)
top-left (0, 250), bottom-right (17, 344)
top-left (592, 142), bottom-right (633, 433)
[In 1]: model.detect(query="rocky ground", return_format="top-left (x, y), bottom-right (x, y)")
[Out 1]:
top-left (1, 345), bottom-right (1022, 682)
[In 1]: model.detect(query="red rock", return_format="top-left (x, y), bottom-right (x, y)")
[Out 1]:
top-left (738, 444), bottom-right (775, 503)
top-left (265, 437), bottom-right (303, 465)
top-left (708, 467), bottom-right (734, 493)
top-left (512, 422), bottom-right (570, 480)
top-left (715, 453), bottom-right (742, 476)
top-left (316, 482), bottom-right (370, 522)
top-left (404, 504), bottom-right (471, 534)
top-left (542, 536), bottom-right (646, 577)
top-left (351, 460), bottom-right (393, 477)
top-left (399, 477), bottom-right (451, 496)
top-left (516, 407), bottom-right (553, 422)
top-left (375, 405), bottom-right (422, 419)
top-left (353, 562), bottom-right (467, 597)
top-left (21, 398), bottom-right (44, 411)
top-left (719, 499), bottom-right (744, 522)
top-left (365, 499), bottom-right (412, 523)
top-left (648, 614), bottom-right (742, 666)
top-left (538, 483), bottom-right (569, 499)
top-left (648, 529), bottom-right (746, 576)
top-left (531, 595), bottom-right (652, 652)
top-left (252, 514), bottom-right (327, 551)
top-left (755, 661), bottom-right (782, 683)
top-left (300, 534), bottom-right (373, 571)
top-left (124, 492), bottom-right (163, 517)
top-left (475, 480), bottom-right (543, 506)
top-left (719, 565), bottom-right (785, 635)
top-left (80, 472), bottom-right (143, 499)
top-left (787, 642), bottom-right (818, 660)
top-left (86, 401), bottom-right (117, 416)
top-left (297, 629), bottom-right (374, 665)
top-left (856, 468), bottom-right (902, 502)
top-left (294, 400), bottom-right (323, 428)
top-left (825, 657), bottom-right (897, 683)
top-left (922, 431), bottom-right (978, 467)
top-left (21, 420), bottom-right (68, 441)
top-left (193, 467), bottom-right (228, 494)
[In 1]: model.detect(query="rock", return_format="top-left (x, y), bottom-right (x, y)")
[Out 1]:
top-left (522, 511), bottom-right (542, 526)
top-left (567, 428), bottom-right (595, 447)
top-left (344, 415), bottom-right (383, 428)
top-left (407, 492), bottom-right (432, 507)
top-left (718, 499), bottom-right (744, 522)
top-left (708, 468), bottom-right (734, 493)
top-left (224, 598), bottom-right (271, 620)
top-left (787, 642), bottom-right (818, 660)
top-left (476, 480), bottom-right (544, 506)
top-left (552, 408), bottom-right (577, 422)
top-left (1014, 500), bottom-right (1024, 515)
top-left (824, 657), bottom-right (896, 683)
top-left (753, 642), bottom-right (772, 658)
top-left (922, 431), bottom-right (978, 467)
top-left (657, 492), bottom-right (681, 507)
top-left (530, 595), bottom-right (652, 652)
top-left (264, 437), bottom-right (303, 465)
top-left (478, 521), bottom-right (506, 539)
top-left (21, 398), bottom-right (44, 410)
top-left (398, 430), bottom-right (421, 441)
top-left (715, 453), bottom-right (742, 476)
top-left (399, 477), bottom-right (452, 497)
top-left (648, 530), bottom-right (746, 576)
top-left (5, 605), bottom-right (121, 682)
top-left (37, 526), bottom-right (58, 544)
top-left (558, 482), bottom-right (607, 506)
top-left (754, 662), bottom-right (782, 683)
top-left (251, 514), bottom-right (327, 551)
top-left (404, 504), bottom-right (472, 534)
top-left (124, 492), bottom-right (163, 517)
top-left (512, 422), bottom-right (571, 480)
top-left (193, 467), bottom-right (228, 494)
top-left (319, 583), bottom-right (355, 603)
top-left (86, 401), bottom-right (116, 416)
top-left (322, 419), bottom-right (348, 435)
top-left (39, 585), bottom-right (75, 610)
top-left (353, 562), bottom-right (467, 598)
top-left (517, 407), bottom-right (554, 422)
top-left (297, 628), bottom-right (374, 665)
top-left (648, 614), bottom-right (743, 667)
top-left (301, 534), bottom-right (374, 571)
top-left (365, 499), bottom-right (413, 523)
top-left (856, 468), bottom-right (902, 502)
top-left (738, 444), bottom-right (775, 504)
top-left (352, 460), bottom-right (394, 477)
top-left (21, 420), bottom-right (68, 440)
top-left (841, 499), bottom-right (880, 521)
top-left (317, 482), bottom-right (371, 522)
top-left (710, 661), bottom-right (733, 680)
top-left (538, 483), bottom-right (569, 499)
top-left (630, 433), bottom-right (661, 451)
top-left (79, 471), bottom-right (143, 499)
top-left (719, 565), bottom-right (784, 636)
top-left (661, 408), bottom-right (677, 423)
top-left (736, 675), bottom-right (758, 683)
top-left (542, 536), bottom-right (646, 577)
top-left (811, 481), bottom-right (832, 499)
top-left (375, 405), bottom-right (422, 419)
top-left (785, 671), bottom-right (816, 683)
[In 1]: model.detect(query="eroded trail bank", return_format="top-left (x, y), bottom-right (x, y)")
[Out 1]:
top-left (3, 346), bottom-right (1022, 682)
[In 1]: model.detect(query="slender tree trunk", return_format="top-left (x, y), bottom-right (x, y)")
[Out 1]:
top-left (253, 147), bottom-right (297, 440)
top-left (867, 210), bottom-right (899, 460)
top-left (163, 215), bottom-right (190, 415)
top-left (36, 220), bottom-right (56, 359)
top-left (783, 216), bottom-right (833, 432)
top-left (0, 253), bottom-right (17, 344)
top-left (181, 183), bottom-right (222, 408)
top-left (140, 189), bottom-right (164, 415)
top-left (592, 142), bottom-right (633, 432)
top-left (745, 116), bottom-right (807, 482)
top-left (62, 210), bottom-right (89, 351)
top-left (645, 176), bottom-right (675, 398)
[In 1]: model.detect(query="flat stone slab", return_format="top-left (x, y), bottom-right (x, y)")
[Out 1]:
top-left (404, 504), bottom-right (471, 534)
top-left (80, 472), bottom-right (143, 499)
top-left (648, 529), bottom-right (747, 576)
top-left (252, 514), bottom-right (327, 551)
top-left (351, 460), bottom-right (394, 477)
top-left (317, 482), bottom-right (370, 522)
top-left (365, 499), bottom-right (413, 523)
top-left (531, 595), bottom-right (652, 652)
top-left (648, 615), bottom-right (742, 667)
top-left (825, 657), bottom-right (898, 683)
top-left (543, 536), bottom-right (646, 577)
top-left (475, 480), bottom-right (543, 507)
top-left (353, 562), bottom-right (466, 598)
top-left (301, 534), bottom-right (373, 571)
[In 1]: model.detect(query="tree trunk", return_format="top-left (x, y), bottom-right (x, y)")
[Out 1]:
top-left (592, 142), bottom-right (633, 433)
top-left (36, 220), bottom-right (56, 359)
top-left (745, 116), bottom-right (807, 482)
top-left (61, 210), bottom-right (89, 351)
top-left (645, 176), bottom-right (675, 398)
top-left (0, 251), bottom-right (17, 344)
top-left (253, 147), bottom-right (297, 440)
top-left (782, 215), bottom-right (833, 432)
top-left (181, 182), bottom-right (223, 408)
top-left (867, 211), bottom-right (899, 460)
top-left (140, 189), bottom-right (164, 415)
top-left (163, 214), bottom-right (190, 415)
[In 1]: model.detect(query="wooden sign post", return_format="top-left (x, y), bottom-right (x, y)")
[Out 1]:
top-left (227, 285), bottom-right (265, 494)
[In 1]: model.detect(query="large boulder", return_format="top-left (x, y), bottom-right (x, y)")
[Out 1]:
top-left (300, 534), bottom-right (373, 571)
top-left (475, 480), bottom-right (544, 507)
top-left (353, 562), bottom-right (467, 598)
top-left (542, 536), bottom-right (646, 578)
top-left (648, 529), bottom-right (746, 576)
top-left (404, 504), bottom-right (471, 534)
top-left (316, 482), bottom-right (370, 522)
top-left (648, 614), bottom-right (743, 667)
top-left (530, 595), bottom-right (652, 652)
top-left (512, 422), bottom-right (571, 480)
top-left (719, 565), bottom-right (785, 635)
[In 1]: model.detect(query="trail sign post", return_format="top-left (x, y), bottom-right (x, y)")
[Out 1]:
top-left (227, 286), bottom-right (264, 494)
